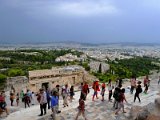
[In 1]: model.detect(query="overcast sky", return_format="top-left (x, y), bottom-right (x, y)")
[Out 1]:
top-left (0, 0), bottom-right (160, 44)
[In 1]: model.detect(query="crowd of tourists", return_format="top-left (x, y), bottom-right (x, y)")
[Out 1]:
top-left (0, 75), bottom-right (160, 119)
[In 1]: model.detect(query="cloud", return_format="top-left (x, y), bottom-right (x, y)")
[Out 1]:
top-left (55, 1), bottom-right (118, 16)
top-left (2, 0), bottom-right (119, 17)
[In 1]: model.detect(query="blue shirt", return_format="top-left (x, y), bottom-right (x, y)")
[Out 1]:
top-left (51, 96), bottom-right (58, 107)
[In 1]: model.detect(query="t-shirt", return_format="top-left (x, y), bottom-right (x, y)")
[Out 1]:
top-left (51, 96), bottom-right (58, 107)
top-left (78, 99), bottom-right (85, 111)
top-left (108, 83), bottom-right (112, 91)
top-left (0, 95), bottom-right (4, 102)
top-left (83, 84), bottom-right (89, 94)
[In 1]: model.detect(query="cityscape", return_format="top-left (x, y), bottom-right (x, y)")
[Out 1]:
top-left (1, 0), bottom-right (160, 120)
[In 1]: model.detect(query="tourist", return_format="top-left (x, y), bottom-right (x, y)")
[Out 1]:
top-left (82, 82), bottom-right (89, 100)
top-left (118, 79), bottom-right (123, 88)
top-left (31, 92), bottom-right (35, 105)
top-left (115, 88), bottom-right (128, 115)
top-left (101, 82), bottom-right (106, 101)
top-left (130, 76), bottom-right (136, 94)
top-left (52, 85), bottom-right (61, 114)
top-left (16, 93), bottom-right (19, 106)
top-left (46, 88), bottom-right (51, 109)
top-left (114, 80), bottom-right (118, 88)
top-left (75, 94), bottom-right (88, 120)
top-left (27, 89), bottom-right (32, 102)
top-left (92, 80), bottom-right (100, 101)
top-left (134, 81), bottom-right (142, 103)
top-left (10, 92), bottom-right (15, 106)
top-left (20, 90), bottom-right (24, 102)
top-left (39, 88), bottom-right (47, 116)
top-left (23, 93), bottom-right (30, 108)
top-left (108, 79), bottom-right (113, 102)
top-left (61, 84), bottom-right (69, 107)
top-left (50, 90), bottom-right (59, 120)
top-left (113, 87), bottom-right (121, 109)
top-left (79, 82), bottom-right (84, 99)
top-left (144, 75), bottom-right (149, 94)
top-left (70, 85), bottom-right (75, 102)
top-left (158, 76), bottom-right (160, 85)
top-left (0, 91), bottom-right (9, 116)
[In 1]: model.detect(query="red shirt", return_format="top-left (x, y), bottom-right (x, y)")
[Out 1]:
top-left (83, 84), bottom-right (89, 94)
top-left (78, 99), bottom-right (85, 111)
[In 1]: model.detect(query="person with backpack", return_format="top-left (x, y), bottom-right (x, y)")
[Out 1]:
top-left (113, 87), bottom-right (121, 109)
top-left (101, 82), bottom-right (106, 101)
top-left (115, 88), bottom-right (128, 115)
top-left (134, 81), bottom-right (142, 103)
top-left (24, 93), bottom-right (30, 108)
top-left (92, 80), bottom-right (100, 101)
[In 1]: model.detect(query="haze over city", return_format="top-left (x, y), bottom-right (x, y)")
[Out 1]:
top-left (0, 0), bottom-right (160, 44)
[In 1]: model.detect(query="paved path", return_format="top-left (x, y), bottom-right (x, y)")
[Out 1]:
top-left (2, 78), bottom-right (160, 120)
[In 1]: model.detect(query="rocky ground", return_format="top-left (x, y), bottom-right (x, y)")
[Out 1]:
top-left (1, 73), bottom-right (160, 120)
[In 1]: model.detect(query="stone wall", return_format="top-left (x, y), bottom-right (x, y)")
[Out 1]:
top-left (29, 65), bottom-right (93, 92)
top-left (5, 76), bottom-right (28, 93)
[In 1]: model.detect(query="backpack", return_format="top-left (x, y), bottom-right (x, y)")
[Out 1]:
top-left (137, 85), bottom-right (142, 93)
top-left (113, 91), bottom-right (121, 102)
top-left (139, 87), bottom-right (142, 93)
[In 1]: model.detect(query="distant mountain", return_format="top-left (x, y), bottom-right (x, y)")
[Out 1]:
top-left (0, 41), bottom-right (160, 47)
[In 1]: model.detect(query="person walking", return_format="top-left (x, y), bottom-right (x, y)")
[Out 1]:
top-left (108, 79), bottom-right (113, 102)
top-left (144, 75), bottom-right (149, 94)
top-left (0, 91), bottom-right (9, 116)
top-left (51, 85), bottom-right (61, 114)
top-left (130, 76), bottom-right (136, 94)
top-left (10, 92), bottom-right (15, 106)
top-left (79, 83), bottom-right (84, 99)
top-left (101, 82), bottom-right (106, 101)
top-left (20, 90), bottom-right (24, 102)
top-left (134, 81), bottom-right (142, 103)
top-left (75, 95), bottom-right (88, 120)
top-left (113, 87), bottom-right (121, 109)
top-left (158, 76), bottom-right (160, 85)
top-left (115, 88), bottom-right (128, 115)
top-left (70, 86), bottom-right (75, 102)
top-left (31, 92), bottom-right (35, 105)
top-left (92, 80), bottom-right (100, 101)
top-left (16, 93), bottom-right (19, 106)
top-left (39, 89), bottom-right (47, 116)
top-left (24, 93), bottom-right (30, 108)
top-left (46, 88), bottom-right (51, 109)
top-left (50, 91), bottom-right (59, 120)
top-left (62, 84), bottom-right (69, 107)
top-left (82, 82), bottom-right (89, 100)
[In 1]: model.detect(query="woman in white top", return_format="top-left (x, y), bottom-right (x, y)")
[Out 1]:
top-left (31, 92), bottom-right (35, 105)
top-left (108, 79), bottom-right (112, 102)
